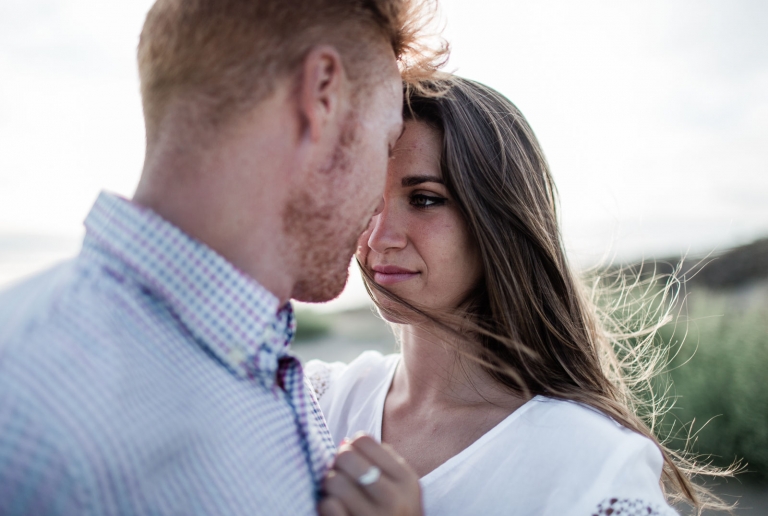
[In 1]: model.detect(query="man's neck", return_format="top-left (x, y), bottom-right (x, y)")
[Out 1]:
top-left (133, 102), bottom-right (301, 305)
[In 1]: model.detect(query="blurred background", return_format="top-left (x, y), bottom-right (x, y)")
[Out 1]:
top-left (1, 0), bottom-right (766, 512)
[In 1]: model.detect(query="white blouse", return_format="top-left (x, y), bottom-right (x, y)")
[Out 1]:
top-left (306, 351), bottom-right (679, 516)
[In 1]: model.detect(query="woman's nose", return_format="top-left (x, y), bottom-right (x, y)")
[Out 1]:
top-left (367, 202), bottom-right (407, 253)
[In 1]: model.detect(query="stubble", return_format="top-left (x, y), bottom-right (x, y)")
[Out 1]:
top-left (284, 121), bottom-right (370, 303)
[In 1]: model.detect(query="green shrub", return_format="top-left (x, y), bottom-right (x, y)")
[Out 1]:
top-left (658, 288), bottom-right (768, 480)
top-left (294, 308), bottom-right (332, 342)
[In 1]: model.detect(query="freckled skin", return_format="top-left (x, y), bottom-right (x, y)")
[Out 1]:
top-left (357, 121), bottom-right (483, 314)
top-left (292, 66), bottom-right (404, 303)
top-left (352, 122), bottom-right (527, 485)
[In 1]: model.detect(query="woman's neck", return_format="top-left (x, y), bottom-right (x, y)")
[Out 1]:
top-left (380, 322), bottom-right (527, 478)
top-left (392, 323), bottom-right (523, 410)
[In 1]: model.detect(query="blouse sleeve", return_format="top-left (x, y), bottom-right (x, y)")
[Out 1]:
top-left (543, 399), bottom-right (680, 516)
top-left (304, 359), bottom-right (347, 400)
top-left (580, 431), bottom-right (680, 516)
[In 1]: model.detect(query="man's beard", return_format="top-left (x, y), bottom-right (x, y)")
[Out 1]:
top-left (284, 189), bottom-right (362, 303)
top-left (284, 125), bottom-right (371, 303)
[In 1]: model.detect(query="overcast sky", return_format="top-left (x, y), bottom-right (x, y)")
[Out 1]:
top-left (1, 0), bottom-right (766, 304)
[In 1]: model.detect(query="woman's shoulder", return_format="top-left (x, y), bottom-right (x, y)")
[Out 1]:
top-left (520, 396), bottom-right (663, 467)
top-left (421, 396), bottom-right (674, 515)
top-left (346, 349), bottom-right (400, 378)
top-left (527, 397), bottom-right (649, 442)
top-left (304, 358), bottom-right (347, 400)
top-left (305, 350), bottom-right (399, 400)
top-left (518, 397), bottom-right (670, 513)
top-left (308, 351), bottom-right (400, 446)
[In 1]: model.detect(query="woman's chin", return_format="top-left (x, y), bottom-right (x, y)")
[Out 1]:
top-left (377, 311), bottom-right (410, 325)
top-left (371, 292), bottom-right (428, 325)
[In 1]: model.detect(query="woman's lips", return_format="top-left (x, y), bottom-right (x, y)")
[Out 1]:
top-left (371, 265), bottom-right (420, 285)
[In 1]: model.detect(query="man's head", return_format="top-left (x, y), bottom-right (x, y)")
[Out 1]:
top-left (134, 0), bottom-right (446, 303)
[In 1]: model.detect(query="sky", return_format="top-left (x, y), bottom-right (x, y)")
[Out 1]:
top-left (1, 0), bottom-right (767, 308)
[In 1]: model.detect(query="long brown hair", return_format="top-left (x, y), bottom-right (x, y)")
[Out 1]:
top-left (361, 77), bottom-right (735, 512)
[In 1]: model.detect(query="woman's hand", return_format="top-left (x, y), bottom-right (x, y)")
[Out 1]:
top-left (318, 434), bottom-right (423, 516)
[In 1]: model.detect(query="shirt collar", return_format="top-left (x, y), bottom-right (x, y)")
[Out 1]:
top-left (82, 191), bottom-right (296, 383)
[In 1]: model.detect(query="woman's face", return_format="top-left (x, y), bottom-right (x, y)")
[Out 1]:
top-left (356, 120), bottom-right (483, 317)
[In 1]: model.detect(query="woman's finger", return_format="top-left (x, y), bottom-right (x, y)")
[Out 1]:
top-left (322, 469), bottom-right (376, 516)
top-left (334, 446), bottom-right (399, 507)
top-left (318, 496), bottom-right (351, 516)
top-left (348, 434), bottom-right (417, 482)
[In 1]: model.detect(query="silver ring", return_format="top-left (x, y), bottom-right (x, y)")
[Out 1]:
top-left (357, 466), bottom-right (381, 486)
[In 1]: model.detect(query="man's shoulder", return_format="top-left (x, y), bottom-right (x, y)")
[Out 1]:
top-left (0, 261), bottom-right (78, 344)
top-left (0, 261), bottom-right (119, 404)
top-left (5, 258), bottom-right (111, 340)
top-left (0, 255), bottom-right (181, 411)
top-left (0, 369), bottom-right (91, 515)
top-left (0, 264), bottom-right (105, 509)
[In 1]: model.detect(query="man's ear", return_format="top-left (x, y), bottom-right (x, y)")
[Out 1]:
top-left (297, 45), bottom-right (347, 144)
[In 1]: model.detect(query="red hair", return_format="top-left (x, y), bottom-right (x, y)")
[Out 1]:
top-left (138, 0), bottom-right (447, 135)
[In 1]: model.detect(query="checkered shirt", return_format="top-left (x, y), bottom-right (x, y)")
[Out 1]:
top-left (0, 192), bottom-right (336, 515)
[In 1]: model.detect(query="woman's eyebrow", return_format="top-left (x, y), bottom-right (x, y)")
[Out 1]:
top-left (401, 175), bottom-right (445, 187)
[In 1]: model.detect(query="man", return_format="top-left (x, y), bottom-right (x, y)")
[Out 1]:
top-left (0, 0), bottom-right (446, 514)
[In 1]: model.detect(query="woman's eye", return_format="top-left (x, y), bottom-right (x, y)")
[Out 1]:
top-left (410, 194), bottom-right (446, 208)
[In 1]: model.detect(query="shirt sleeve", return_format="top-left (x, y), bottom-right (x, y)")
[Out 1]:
top-left (304, 359), bottom-right (347, 400)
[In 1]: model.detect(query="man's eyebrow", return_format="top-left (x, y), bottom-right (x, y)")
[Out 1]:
top-left (401, 175), bottom-right (445, 187)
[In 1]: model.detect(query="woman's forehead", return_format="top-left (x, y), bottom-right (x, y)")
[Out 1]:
top-left (389, 121), bottom-right (442, 179)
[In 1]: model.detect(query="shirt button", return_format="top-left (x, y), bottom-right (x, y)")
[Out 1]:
top-left (228, 348), bottom-right (246, 365)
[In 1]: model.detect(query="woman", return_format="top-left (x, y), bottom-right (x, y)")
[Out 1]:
top-left (309, 77), bottom-right (727, 516)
